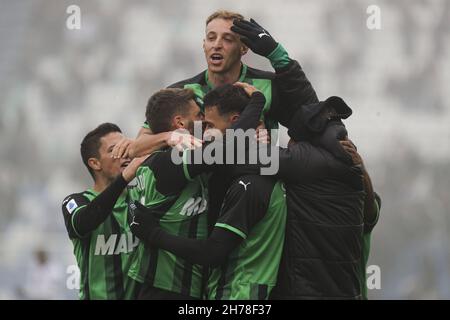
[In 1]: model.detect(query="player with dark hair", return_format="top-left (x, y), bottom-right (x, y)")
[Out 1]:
top-left (145, 88), bottom-right (199, 135)
top-left (61, 123), bottom-right (145, 299)
top-left (129, 83), bottom-right (288, 299)
top-left (125, 88), bottom-right (208, 300)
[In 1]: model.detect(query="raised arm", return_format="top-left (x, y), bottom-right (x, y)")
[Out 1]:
top-left (231, 18), bottom-right (319, 127)
top-left (62, 156), bottom-right (144, 238)
top-left (128, 201), bottom-right (241, 267)
top-left (229, 88), bottom-right (266, 131)
top-left (129, 127), bottom-right (172, 158)
top-left (273, 59), bottom-right (319, 126)
top-left (112, 126), bottom-right (202, 159)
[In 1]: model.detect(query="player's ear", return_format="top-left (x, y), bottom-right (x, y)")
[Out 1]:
top-left (202, 39), bottom-right (206, 52)
top-left (241, 44), bottom-right (248, 56)
top-left (173, 115), bottom-right (184, 130)
top-left (230, 113), bottom-right (240, 123)
top-left (88, 158), bottom-right (101, 172)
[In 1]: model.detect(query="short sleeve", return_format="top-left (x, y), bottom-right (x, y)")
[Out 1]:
top-left (215, 176), bottom-right (275, 239)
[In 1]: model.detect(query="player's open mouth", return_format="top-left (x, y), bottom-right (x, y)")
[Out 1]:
top-left (120, 161), bottom-right (130, 168)
top-left (210, 53), bottom-right (224, 64)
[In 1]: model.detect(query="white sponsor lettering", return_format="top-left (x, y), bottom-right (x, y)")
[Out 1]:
top-left (180, 197), bottom-right (207, 216)
top-left (94, 233), bottom-right (139, 256)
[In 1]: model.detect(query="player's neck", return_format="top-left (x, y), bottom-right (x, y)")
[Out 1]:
top-left (92, 176), bottom-right (113, 193)
top-left (208, 62), bottom-right (242, 88)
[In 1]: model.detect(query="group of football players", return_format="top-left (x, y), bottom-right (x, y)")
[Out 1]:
top-left (62, 10), bottom-right (380, 300)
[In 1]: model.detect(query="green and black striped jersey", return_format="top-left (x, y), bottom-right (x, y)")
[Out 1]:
top-left (170, 64), bottom-right (280, 130)
top-left (143, 45), bottom-right (319, 136)
top-left (62, 189), bottom-right (139, 300)
top-left (206, 176), bottom-right (287, 300)
top-left (143, 64), bottom-right (281, 131)
top-left (127, 151), bottom-right (209, 299)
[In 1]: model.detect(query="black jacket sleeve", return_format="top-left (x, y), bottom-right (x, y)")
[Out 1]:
top-left (270, 59), bottom-right (319, 127)
top-left (276, 144), bottom-right (325, 183)
top-left (61, 174), bottom-right (128, 239)
top-left (228, 121), bottom-right (353, 180)
top-left (229, 143), bottom-right (343, 184)
top-left (276, 142), bottom-right (357, 184)
top-left (224, 144), bottom-right (318, 183)
top-left (229, 92), bottom-right (266, 131)
top-left (151, 227), bottom-right (242, 267)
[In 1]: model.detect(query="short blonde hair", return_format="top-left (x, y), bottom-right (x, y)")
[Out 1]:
top-left (206, 10), bottom-right (244, 26)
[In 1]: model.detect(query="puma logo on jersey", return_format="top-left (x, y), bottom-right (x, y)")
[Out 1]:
top-left (94, 232), bottom-right (139, 256)
top-left (180, 197), bottom-right (207, 216)
top-left (130, 215), bottom-right (139, 227)
top-left (258, 32), bottom-right (269, 38)
top-left (239, 180), bottom-right (251, 191)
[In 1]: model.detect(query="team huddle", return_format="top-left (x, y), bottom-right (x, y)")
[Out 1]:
top-left (61, 10), bottom-right (380, 300)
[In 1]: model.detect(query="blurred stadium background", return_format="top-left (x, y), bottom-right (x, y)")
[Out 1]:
top-left (0, 0), bottom-right (449, 299)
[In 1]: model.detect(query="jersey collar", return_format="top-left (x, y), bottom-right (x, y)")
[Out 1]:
top-left (205, 64), bottom-right (248, 89)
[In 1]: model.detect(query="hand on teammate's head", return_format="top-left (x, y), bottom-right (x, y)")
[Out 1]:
top-left (255, 121), bottom-right (270, 144)
top-left (340, 140), bottom-right (363, 166)
top-left (112, 137), bottom-right (135, 159)
top-left (234, 82), bottom-right (259, 97)
top-left (167, 130), bottom-right (203, 152)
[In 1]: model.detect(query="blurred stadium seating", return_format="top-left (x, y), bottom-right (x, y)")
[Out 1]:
top-left (0, 0), bottom-right (449, 299)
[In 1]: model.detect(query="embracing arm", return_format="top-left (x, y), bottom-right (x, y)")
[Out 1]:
top-left (128, 128), bottom-right (171, 158)
top-left (229, 91), bottom-right (266, 131)
top-left (128, 200), bottom-right (241, 267)
top-left (71, 175), bottom-right (128, 237)
top-left (150, 227), bottom-right (242, 267)
top-left (62, 157), bottom-right (145, 238)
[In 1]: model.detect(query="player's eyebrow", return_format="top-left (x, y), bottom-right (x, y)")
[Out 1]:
top-left (206, 30), bottom-right (236, 39)
top-left (223, 31), bottom-right (236, 37)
